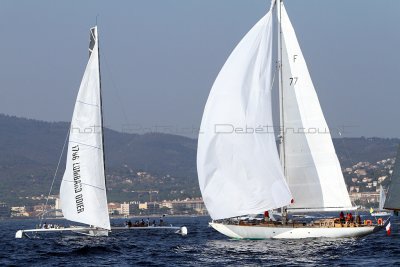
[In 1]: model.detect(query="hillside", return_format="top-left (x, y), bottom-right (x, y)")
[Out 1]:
top-left (0, 114), bottom-right (399, 205)
top-left (0, 114), bottom-right (197, 205)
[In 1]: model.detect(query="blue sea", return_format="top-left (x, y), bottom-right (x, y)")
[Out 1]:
top-left (0, 215), bottom-right (399, 266)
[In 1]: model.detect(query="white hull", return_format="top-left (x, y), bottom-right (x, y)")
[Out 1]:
top-left (15, 225), bottom-right (188, 238)
top-left (15, 227), bottom-right (109, 238)
top-left (210, 222), bottom-right (381, 239)
top-left (371, 212), bottom-right (391, 217)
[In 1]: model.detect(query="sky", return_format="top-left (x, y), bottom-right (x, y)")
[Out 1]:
top-left (0, 0), bottom-right (399, 138)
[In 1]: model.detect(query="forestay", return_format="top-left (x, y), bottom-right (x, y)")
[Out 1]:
top-left (280, 4), bottom-right (352, 212)
top-left (60, 27), bottom-right (111, 230)
top-left (197, 3), bottom-right (292, 220)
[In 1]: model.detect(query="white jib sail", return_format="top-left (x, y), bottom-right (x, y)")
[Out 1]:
top-left (280, 4), bottom-right (352, 211)
top-left (197, 4), bottom-right (292, 220)
top-left (379, 185), bottom-right (386, 211)
top-left (60, 27), bottom-right (111, 230)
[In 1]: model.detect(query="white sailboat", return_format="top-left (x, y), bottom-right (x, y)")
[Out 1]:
top-left (197, 0), bottom-right (385, 239)
top-left (16, 26), bottom-right (187, 238)
top-left (372, 185), bottom-right (390, 217)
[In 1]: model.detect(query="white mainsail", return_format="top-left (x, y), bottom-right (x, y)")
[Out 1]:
top-left (279, 4), bottom-right (352, 211)
top-left (60, 27), bottom-right (111, 230)
top-left (197, 3), bottom-right (292, 220)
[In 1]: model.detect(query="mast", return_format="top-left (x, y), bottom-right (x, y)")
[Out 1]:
top-left (277, 0), bottom-right (285, 176)
top-left (96, 27), bottom-right (108, 191)
top-left (276, 0), bottom-right (288, 222)
top-left (89, 26), bottom-right (107, 190)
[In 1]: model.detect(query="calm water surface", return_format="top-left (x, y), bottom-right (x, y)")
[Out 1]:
top-left (0, 215), bottom-right (399, 266)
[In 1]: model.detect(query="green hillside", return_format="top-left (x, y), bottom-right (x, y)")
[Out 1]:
top-left (0, 114), bottom-right (398, 205)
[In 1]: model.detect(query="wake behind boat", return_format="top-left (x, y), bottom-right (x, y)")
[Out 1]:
top-left (16, 26), bottom-right (187, 239)
top-left (196, 0), bottom-right (386, 239)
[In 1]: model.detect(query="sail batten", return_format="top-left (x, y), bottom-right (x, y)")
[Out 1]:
top-left (68, 141), bottom-right (102, 150)
top-left (197, 4), bottom-right (292, 220)
top-left (62, 180), bottom-right (106, 191)
top-left (60, 26), bottom-right (110, 230)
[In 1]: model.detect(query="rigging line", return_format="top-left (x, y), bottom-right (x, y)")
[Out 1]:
top-left (40, 126), bottom-right (70, 225)
top-left (101, 51), bottom-right (130, 128)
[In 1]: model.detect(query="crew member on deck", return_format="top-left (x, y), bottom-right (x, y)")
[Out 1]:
top-left (356, 214), bottom-right (361, 225)
top-left (264, 211), bottom-right (270, 222)
top-left (339, 211), bottom-right (345, 224)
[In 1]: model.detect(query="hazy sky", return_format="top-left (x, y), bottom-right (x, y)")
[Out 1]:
top-left (0, 0), bottom-right (399, 138)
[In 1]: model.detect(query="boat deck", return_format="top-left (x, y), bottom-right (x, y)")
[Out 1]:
top-left (219, 218), bottom-right (382, 228)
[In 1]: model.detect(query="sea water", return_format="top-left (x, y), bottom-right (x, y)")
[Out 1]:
top-left (0, 215), bottom-right (399, 266)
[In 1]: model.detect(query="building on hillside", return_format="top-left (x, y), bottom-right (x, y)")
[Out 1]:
top-left (169, 198), bottom-right (207, 215)
top-left (33, 204), bottom-right (53, 217)
top-left (54, 198), bottom-right (63, 217)
top-left (120, 202), bottom-right (130, 216)
top-left (11, 206), bottom-right (29, 217)
top-left (108, 202), bottom-right (121, 215)
top-left (161, 201), bottom-right (173, 209)
top-left (139, 202), bottom-right (148, 210)
top-left (349, 192), bottom-right (379, 207)
top-left (147, 202), bottom-right (160, 214)
top-left (355, 169), bottom-right (367, 176)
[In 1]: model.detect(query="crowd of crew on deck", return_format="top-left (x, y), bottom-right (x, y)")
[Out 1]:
top-left (36, 223), bottom-right (63, 229)
top-left (339, 211), bottom-right (362, 225)
top-left (124, 215), bottom-right (166, 228)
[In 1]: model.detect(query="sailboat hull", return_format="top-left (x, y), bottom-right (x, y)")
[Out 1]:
top-left (371, 212), bottom-right (391, 217)
top-left (15, 226), bottom-right (188, 238)
top-left (210, 222), bottom-right (381, 239)
top-left (15, 227), bottom-right (109, 238)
